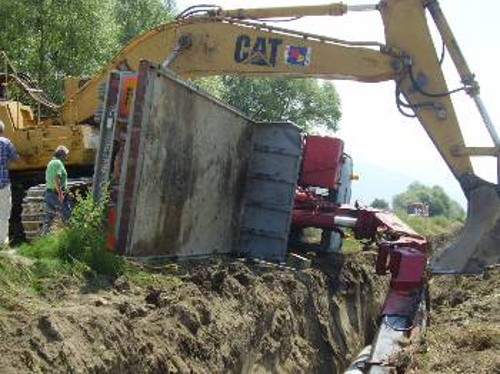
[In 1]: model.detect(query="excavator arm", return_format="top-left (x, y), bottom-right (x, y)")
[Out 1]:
top-left (60, 18), bottom-right (395, 124)
top-left (59, 0), bottom-right (499, 274)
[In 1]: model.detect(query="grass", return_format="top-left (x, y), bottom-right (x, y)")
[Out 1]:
top-left (17, 192), bottom-right (125, 280)
top-left (342, 231), bottom-right (363, 253)
top-left (0, 194), bottom-right (124, 304)
top-left (1, 241), bottom-right (178, 314)
top-left (0, 254), bottom-right (34, 311)
top-left (395, 209), bottom-right (463, 238)
top-left (123, 264), bottom-right (182, 288)
top-left (1, 192), bottom-right (181, 305)
top-left (298, 227), bottom-right (363, 253)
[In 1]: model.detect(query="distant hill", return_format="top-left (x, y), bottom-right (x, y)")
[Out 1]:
top-left (350, 162), bottom-right (467, 209)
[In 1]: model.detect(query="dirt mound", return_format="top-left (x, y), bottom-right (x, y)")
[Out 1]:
top-left (0, 252), bottom-right (386, 373)
top-left (410, 264), bottom-right (500, 373)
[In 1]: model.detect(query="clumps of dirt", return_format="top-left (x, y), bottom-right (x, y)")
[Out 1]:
top-left (410, 266), bottom-right (500, 373)
top-left (387, 348), bottom-right (414, 374)
top-left (0, 252), bottom-right (386, 373)
top-left (452, 326), bottom-right (497, 351)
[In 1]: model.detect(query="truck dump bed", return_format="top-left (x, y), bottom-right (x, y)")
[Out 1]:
top-left (110, 62), bottom-right (301, 260)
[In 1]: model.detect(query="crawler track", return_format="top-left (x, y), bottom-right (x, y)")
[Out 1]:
top-left (20, 179), bottom-right (92, 241)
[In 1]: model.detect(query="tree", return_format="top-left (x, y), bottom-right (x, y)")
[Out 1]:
top-left (219, 77), bottom-right (342, 132)
top-left (192, 77), bottom-right (226, 99)
top-left (0, 0), bottom-right (120, 101)
top-left (0, 0), bottom-right (175, 102)
top-left (370, 198), bottom-right (390, 210)
top-left (392, 182), bottom-right (465, 219)
top-left (114, 0), bottom-right (175, 45)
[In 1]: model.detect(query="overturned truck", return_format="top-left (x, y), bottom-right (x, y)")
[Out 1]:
top-left (90, 61), bottom-right (428, 373)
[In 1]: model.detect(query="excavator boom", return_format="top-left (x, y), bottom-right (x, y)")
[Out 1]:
top-left (58, 0), bottom-right (499, 273)
top-left (60, 18), bottom-right (395, 124)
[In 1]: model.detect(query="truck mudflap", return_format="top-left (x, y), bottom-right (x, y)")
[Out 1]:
top-left (429, 179), bottom-right (500, 274)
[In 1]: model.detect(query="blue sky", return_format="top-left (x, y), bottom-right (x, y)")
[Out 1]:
top-left (174, 0), bottom-right (499, 207)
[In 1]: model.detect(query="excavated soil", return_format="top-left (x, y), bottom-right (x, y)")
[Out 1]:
top-left (395, 232), bottom-right (500, 374)
top-left (1, 231), bottom-right (497, 373)
top-left (0, 252), bottom-right (387, 374)
top-left (409, 266), bottom-right (500, 373)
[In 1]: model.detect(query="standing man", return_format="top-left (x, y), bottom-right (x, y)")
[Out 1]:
top-left (0, 119), bottom-right (19, 246)
top-left (41, 145), bottom-right (71, 234)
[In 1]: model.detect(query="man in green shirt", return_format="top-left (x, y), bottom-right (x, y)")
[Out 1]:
top-left (41, 145), bottom-right (71, 234)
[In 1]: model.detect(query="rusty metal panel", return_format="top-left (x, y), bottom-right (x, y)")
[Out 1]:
top-left (115, 66), bottom-right (150, 255)
top-left (118, 61), bottom-right (253, 257)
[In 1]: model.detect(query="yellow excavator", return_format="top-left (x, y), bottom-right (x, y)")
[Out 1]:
top-left (1, 0), bottom-right (498, 274)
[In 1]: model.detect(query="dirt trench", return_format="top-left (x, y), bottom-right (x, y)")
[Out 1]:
top-left (408, 265), bottom-right (500, 373)
top-left (0, 252), bottom-right (387, 374)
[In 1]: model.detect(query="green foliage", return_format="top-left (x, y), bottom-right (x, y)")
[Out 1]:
top-left (123, 264), bottom-right (181, 288)
top-left (2, 240), bottom-right (86, 304)
top-left (18, 233), bottom-right (62, 259)
top-left (192, 77), bottom-right (226, 99)
top-left (0, 0), bottom-right (120, 102)
top-left (114, 0), bottom-right (175, 45)
top-left (341, 236), bottom-right (363, 253)
top-left (393, 182), bottom-right (465, 219)
top-left (60, 193), bottom-right (125, 277)
top-left (0, 0), bottom-right (175, 102)
top-left (20, 192), bottom-right (124, 278)
top-left (218, 77), bottom-right (342, 132)
top-left (19, 235), bottom-right (80, 292)
top-left (2, 0), bottom-right (341, 132)
top-left (395, 208), bottom-right (463, 238)
top-left (10, 192), bottom-right (179, 300)
top-left (370, 198), bottom-right (390, 210)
